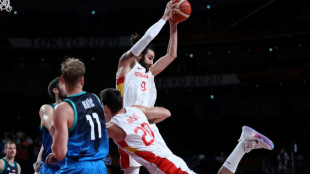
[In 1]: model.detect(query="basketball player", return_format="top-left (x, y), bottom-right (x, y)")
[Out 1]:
top-left (0, 141), bottom-right (21, 174)
top-left (33, 77), bottom-right (67, 174)
top-left (99, 88), bottom-right (196, 174)
top-left (45, 58), bottom-right (109, 173)
top-left (100, 89), bottom-right (274, 174)
top-left (115, 0), bottom-right (179, 173)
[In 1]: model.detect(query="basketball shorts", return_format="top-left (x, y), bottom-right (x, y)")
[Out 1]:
top-left (56, 158), bottom-right (107, 174)
top-left (40, 162), bottom-right (61, 174)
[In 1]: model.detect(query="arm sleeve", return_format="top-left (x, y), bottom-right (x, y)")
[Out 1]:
top-left (130, 19), bottom-right (166, 56)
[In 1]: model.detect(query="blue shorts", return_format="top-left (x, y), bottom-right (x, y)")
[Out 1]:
top-left (40, 162), bottom-right (61, 174)
top-left (56, 159), bottom-right (107, 174)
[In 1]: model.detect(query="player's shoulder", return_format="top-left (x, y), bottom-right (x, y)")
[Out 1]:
top-left (54, 101), bottom-right (71, 111)
top-left (40, 104), bottom-right (54, 110)
top-left (0, 159), bottom-right (4, 168)
top-left (53, 102), bottom-right (73, 120)
top-left (118, 53), bottom-right (137, 75)
top-left (119, 50), bottom-right (135, 63)
top-left (39, 104), bottom-right (54, 116)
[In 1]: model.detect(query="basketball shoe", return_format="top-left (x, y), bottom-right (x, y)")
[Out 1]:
top-left (239, 125), bottom-right (274, 153)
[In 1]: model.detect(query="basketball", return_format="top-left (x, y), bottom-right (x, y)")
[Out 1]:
top-left (171, 0), bottom-right (192, 22)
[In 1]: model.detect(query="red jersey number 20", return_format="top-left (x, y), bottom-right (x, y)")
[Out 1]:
top-left (134, 122), bottom-right (154, 146)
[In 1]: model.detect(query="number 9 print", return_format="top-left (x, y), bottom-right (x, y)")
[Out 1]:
top-left (141, 81), bottom-right (146, 91)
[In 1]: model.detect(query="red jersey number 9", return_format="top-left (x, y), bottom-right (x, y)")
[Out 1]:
top-left (141, 81), bottom-right (146, 91)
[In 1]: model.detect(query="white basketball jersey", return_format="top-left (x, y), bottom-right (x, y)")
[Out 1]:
top-left (116, 62), bottom-right (156, 108)
top-left (111, 107), bottom-right (195, 174)
top-left (116, 62), bottom-right (171, 154)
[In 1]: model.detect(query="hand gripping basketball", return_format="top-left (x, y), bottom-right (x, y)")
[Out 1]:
top-left (171, 0), bottom-right (192, 22)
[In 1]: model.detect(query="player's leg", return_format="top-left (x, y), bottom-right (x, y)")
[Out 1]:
top-left (124, 167), bottom-right (140, 174)
top-left (119, 148), bottom-right (141, 174)
top-left (218, 125), bottom-right (274, 174)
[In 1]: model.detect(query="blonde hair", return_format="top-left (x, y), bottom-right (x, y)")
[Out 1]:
top-left (61, 57), bottom-right (85, 85)
top-left (5, 140), bottom-right (16, 149)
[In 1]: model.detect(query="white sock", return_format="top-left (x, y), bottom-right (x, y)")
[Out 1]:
top-left (223, 141), bottom-right (245, 173)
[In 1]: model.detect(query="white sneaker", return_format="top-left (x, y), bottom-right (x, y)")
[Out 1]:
top-left (239, 125), bottom-right (274, 153)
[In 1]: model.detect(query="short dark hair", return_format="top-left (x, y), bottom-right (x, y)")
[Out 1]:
top-left (99, 88), bottom-right (123, 114)
top-left (142, 44), bottom-right (155, 57)
top-left (48, 77), bottom-right (61, 101)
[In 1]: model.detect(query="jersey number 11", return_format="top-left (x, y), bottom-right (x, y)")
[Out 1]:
top-left (86, 113), bottom-right (102, 140)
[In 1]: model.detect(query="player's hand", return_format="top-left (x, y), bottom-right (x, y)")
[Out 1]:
top-left (45, 153), bottom-right (59, 164)
top-left (163, 0), bottom-right (177, 21)
top-left (33, 160), bottom-right (43, 173)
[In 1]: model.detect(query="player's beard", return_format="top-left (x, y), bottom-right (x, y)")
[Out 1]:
top-left (59, 90), bottom-right (67, 100)
top-left (139, 57), bottom-right (149, 72)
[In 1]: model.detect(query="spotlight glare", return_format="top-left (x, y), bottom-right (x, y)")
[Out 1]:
top-left (269, 47), bottom-right (273, 52)
top-left (189, 53), bottom-right (194, 58)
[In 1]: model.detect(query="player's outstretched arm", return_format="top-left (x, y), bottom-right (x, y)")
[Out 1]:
top-left (33, 144), bottom-right (44, 172)
top-left (121, 0), bottom-right (175, 60)
top-left (127, 0), bottom-right (175, 57)
top-left (133, 105), bottom-right (171, 124)
top-left (117, 0), bottom-right (176, 78)
top-left (218, 166), bottom-right (234, 174)
top-left (150, 18), bottom-right (179, 76)
top-left (36, 144), bottom-right (44, 162)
